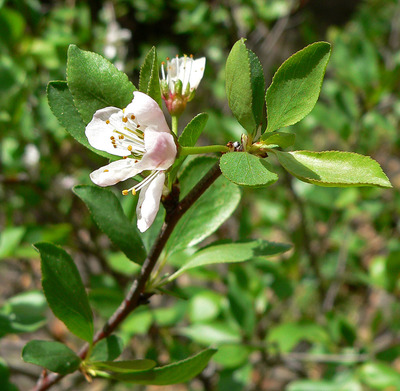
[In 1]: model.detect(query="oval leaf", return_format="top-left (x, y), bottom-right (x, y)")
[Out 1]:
top-left (274, 150), bottom-right (392, 188)
top-left (139, 46), bottom-right (162, 107)
top-left (226, 39), bottom-right (265, 135)
top-left (91, 359), bottom-right (156, 373)
top-left (73, 185), bottom-right (146, 264)
top-left (266, 42), bottom-right (331, 132)
top-left (90, 335), bottom-right (124, 362)
top-left (35, 243), bottom-right (94, 342)
top-left (47, 81), bottom-right (113, 159)
top-left (110, 348), bottom-right (217, 385)
top-left (22, 340), bottom-right (81, 374)
top-left (168, 240), bottom-right (291, 281)
top-left (259, 131), bottom-right (296, 149)
top-left (166, 157), bottom-right (241, 255)
top-left (67, 44), bottom-right (136, 124)
top-left (179, 112), bottom-right (209, 147)
top-left (220, 152), bottom-right (278, 187)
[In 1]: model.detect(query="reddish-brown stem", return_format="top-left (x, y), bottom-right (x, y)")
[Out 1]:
top-left (32, 162), bottom-right (222, 391)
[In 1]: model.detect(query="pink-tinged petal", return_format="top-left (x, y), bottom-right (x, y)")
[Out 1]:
top-left (136, 172), bottom-right (165, 232)
top-left (125, 91), bottom-right (170, 133)
top-left (85, 106), bottom-right (127, 156)
top-left (189, 57), bottom-right (206, 90)
top-left (89, 158), bottom-right (148, 187)
top-left (141, 130), bottom-right (177, 170)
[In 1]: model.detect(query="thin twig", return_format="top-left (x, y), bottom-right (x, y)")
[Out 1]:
top-left (32, 163), bottom-right (222, 391)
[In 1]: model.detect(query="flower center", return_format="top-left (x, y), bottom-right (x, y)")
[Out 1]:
top-left (106, 113), bottom-right (145, 156)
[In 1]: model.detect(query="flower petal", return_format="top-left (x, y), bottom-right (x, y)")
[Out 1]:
top-left (125, 91), bottom-right (170, 133)
top-left (136, 172), bottom-right (165, 232)
top-left (141, 130), bottom-right (177, 170)
top-left (189, 57), bottom-right (206, 90)
top-left (89, 158), bottom-right (148, 187)
top-left (85, 106), bottom-right (127, 156)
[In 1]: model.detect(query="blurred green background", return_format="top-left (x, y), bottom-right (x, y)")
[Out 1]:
top-left (1, 0), bottom-right (400, 390)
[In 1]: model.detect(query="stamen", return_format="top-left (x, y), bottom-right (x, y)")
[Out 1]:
top-left (119, 135), bottom-right (124, 139)
top-left (122, 117), bottom-right (128, 123)
top-left (122, 190), bottom-right (129, 195)
top-left (103, 169), bottom-right (109, 172)
top-left (127, 145), bottom-right (133, 151)
top-left (132, 189), bottom-right (136, 195)
top-left (131, 114), bottom-right (135, 120)
top-left (106, 120), bottom-right (110, 124)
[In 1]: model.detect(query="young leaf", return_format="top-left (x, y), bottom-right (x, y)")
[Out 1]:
top-left (220, 152), bottom-right (278, 187)
top-left (166, 157), bottom-right (241, 255)
top-left (91, 359), bottom-right (156, 373)
top-left (226, 39), bottom-right (265, 136)
top-left (139, 46), bottom-right (162, 107)
top-left (67, 44), bottom-right (136, 124)
top-left (90, 335), bottom-right (124, 362)
top-left (109, 348), bottom-right (217, 385)
top-left (47, 81), bottom-right (114, 159)
top-left (35, 243), bottom-right (94, 342)
top-left (179, 112), bottom-right (209, 147)
top-left (22, 340), bottom-right (81, 374)
top-left (169, 113), bottom-right (209, 187)
top-left (259, 131), bottom-right (296, 149)
top-left (273, 150), bottom-right (392, 188)
top-left (266, 42), bottom-right (331, 132)
top-left (73, 185), bottom-right (146, 265)
top-left (168, 240), bottom-right (291, 281)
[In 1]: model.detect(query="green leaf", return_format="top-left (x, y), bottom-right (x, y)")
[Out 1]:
top-left (73, 185), bottom-right (146, 264)
top-left (220, 152), bottom-right (278, 187)
top-left (180, 323), bottom-right (240, 345)
top-left (67, 44), bottom-right (136, 124)
top-left (259, 131), bottom-right (295, 149)
top-left (169, 113), bottom-right (209, 186)
top-left (226, 39), bottom-right (265, 135)
top-left (266, 42), bottom-right (331, 132)
top-left (267, 321), bottom-right (330, 353)
top-left (90, 335), bottom-right (123, 362)
top-left (47, 81), bottom-right (113, 159)
top-left (0, 291), bottom-right (47, 336)
top-left (0, 226), bottom-right (25, 259)
top-left (35, 243), bottom-right (93, 342)
top-left (179, 113), bottom-right (209, 147)
top-left (359, 362), bottom-right (400, 389)
top-left (168, 240), bottom-right (291, 281)
top-left (139, 46), bottom-right (162, 107)
top-left (273, 150), bottom-right (392, 188)
top-left (287, 379), bottom-right (361, 391)
top-left (111, 348), bottom-right (217, 385)
top-left (166, 157), bottom-right (241, 255)
top-left (22, 340), bottom-right (81, 374)
top-left (91, 359), bottom-right (156, 373)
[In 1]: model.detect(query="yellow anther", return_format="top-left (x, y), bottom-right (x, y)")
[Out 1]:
top-left (110, 135), bottom-right (115, 140)
top-left (119, 135), bottom-right (124, 139)
top-left (122, 117), bottom-right (128, 123)
top-left (190, 54), bottom-right (193, 58)
top-left (106, 120), bottom-right (110, 124)
top-left (113, 145), bottom-right (117, 148)
top-left (123, 156), bottom-right (128, 159)
top-left (131, 114), bottom-right (135, 120)
top-left (166, 57), bottom-right (170, 61)
top-left (127, 145), bottom-right (133, 151)
top-left (132, 189), bottom-right (136, 195)
top-left (103, 169), bottom-right (109, 172)
top-left (122, 190), bottom-right (129, 196)
top-left (137, 124), bottom-right (141, 128)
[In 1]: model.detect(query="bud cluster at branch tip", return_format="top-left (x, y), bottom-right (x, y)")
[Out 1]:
top-left (160, 54), bottom-right (206, 116)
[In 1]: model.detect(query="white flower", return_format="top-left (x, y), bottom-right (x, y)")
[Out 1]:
top-left (85, 91), bottom-right (177, 232)
top-left (160, 55), bottom-right (206, 116)
top-left (161, 55), bottom-right (206, 95)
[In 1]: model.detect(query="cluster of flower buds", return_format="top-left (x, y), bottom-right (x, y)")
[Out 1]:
top-left (160, 54), bottom-right (206, 116)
